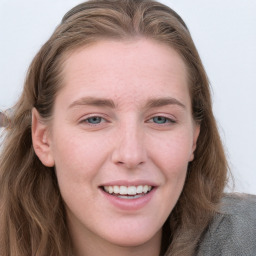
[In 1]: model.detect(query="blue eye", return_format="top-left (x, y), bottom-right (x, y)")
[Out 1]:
top-left (79, 115), bottom-right (109, 129)
top-left (152, 116), bottom-right (171, 124)
top-left (86, 116), bottom-right (103, 124)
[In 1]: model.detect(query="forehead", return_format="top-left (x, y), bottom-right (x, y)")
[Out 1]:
top-left (58, 38), bottom-right (190, 108)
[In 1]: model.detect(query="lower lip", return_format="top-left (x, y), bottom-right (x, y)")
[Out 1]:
top-left (100, 188), bottom-right (156, 211)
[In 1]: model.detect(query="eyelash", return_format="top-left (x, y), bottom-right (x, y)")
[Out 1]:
top-left (80, 115), bottom-right (108, 126)
top-left (147, 116), bottom-right (176, 125)
top-left (79, 114), bottom-right (176, 127)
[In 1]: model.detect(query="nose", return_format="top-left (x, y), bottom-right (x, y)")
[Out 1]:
top-left (111, 123), bottom-right (147, 169)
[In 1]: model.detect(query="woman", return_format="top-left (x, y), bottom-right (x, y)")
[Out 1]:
top-left (0, 0), bottom-right (255, 255)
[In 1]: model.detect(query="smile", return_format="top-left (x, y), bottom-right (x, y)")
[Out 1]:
top-left (100, 183), bottom-right (157, 210)
top-left (103, 185), bottom-right (153, 199)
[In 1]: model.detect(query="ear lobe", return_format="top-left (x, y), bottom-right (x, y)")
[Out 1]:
top-left (189, 124), bottom-right (200, 162)
top-left (32, 108), bottom-right (55, 167)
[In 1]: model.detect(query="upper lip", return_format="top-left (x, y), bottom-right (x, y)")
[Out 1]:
top-left (99, 180), bottom-right (158, 187)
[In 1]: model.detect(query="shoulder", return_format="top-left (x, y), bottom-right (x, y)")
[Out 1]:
top-left (197, 193), bottom-right (256, 256)
top-left (220, 193), bottom-right (256, 217)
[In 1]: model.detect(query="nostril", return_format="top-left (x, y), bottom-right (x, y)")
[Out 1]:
top-left (116, 160), bottom-right (144, 169)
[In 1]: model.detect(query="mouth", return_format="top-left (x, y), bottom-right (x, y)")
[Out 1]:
top-left (100, 185), bottom-right (154, 199)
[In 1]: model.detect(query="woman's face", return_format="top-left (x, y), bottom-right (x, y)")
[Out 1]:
top-left (37, 39), bottom-right (199, 251)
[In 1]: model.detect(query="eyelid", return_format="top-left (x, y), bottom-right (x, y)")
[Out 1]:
top-left (78, 113), bottom-right (109, 125)
top-left (146, 113), bottom-right (176, 123)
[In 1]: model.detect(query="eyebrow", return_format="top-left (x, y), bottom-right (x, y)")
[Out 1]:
top-left (68, 97), bottom-right (116, 109)
top-left (68, 96), bottom-right (186, 110)
top-left (144, 97), bottom-right (186, 109)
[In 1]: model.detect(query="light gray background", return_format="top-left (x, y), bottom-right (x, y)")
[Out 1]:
top-left (0, 0), bottom-right (255, 194)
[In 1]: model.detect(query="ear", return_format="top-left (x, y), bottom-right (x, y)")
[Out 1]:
top-left (189, 124), bottom-right (200, 162)
top-left (32, 108), bottom-right (55, 167)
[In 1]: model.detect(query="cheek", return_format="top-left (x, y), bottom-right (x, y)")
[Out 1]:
top-left (51, 129), bottom-right (110, 183)
top-left (149, 132), bottom-right (193, 171)
top-left (148, 133), bottom-right (191, 222)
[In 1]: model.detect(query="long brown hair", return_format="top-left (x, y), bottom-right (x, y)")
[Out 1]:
top-left (0, 0), bottom-right (228, 255)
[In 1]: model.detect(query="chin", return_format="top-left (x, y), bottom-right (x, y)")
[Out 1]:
top-left (102, 226), bottom-right (162, 248)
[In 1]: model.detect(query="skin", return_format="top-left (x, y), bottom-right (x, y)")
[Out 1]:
top-left (32, 38), bottom-right (200, 256)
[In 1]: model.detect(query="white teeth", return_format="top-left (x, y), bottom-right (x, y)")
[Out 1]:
top-left (136, 185), bottom-right (143, 194)
top-left (127, 186), bottom-right (137, 195)
top-left (103, 185), bottom-right (153, 196)
top-left (113, 186), bottom-right (119, 194)
top-left (120, 186), bottom-right (127, 195)
top-left (143, 185), bottom-right (149, 193)
top-left (108, 186), bottom-right (114, 194)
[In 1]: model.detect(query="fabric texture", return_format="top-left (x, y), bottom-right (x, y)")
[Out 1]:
top-left (197, 193), bottom-right (256, 256)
